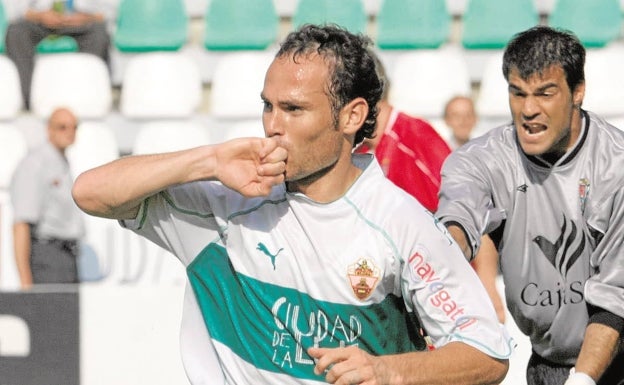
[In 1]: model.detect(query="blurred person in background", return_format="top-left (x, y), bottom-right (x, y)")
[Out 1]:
top-left (10, 107), bottom-right (85, 289)
top-left (4, 0), bottom-right (110, 109)
top-left (443, 95), bottom-right (478, 150)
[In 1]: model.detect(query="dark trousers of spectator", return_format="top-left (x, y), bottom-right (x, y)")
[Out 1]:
top-left (527, 349), bottom-right (624, 385)
top-left (31, 238), bottom-right (80, 284)
top-left (4, 19), bottom-right (110, 109)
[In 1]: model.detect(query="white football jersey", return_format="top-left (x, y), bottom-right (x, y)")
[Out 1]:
top-left (123, 154), bottom-right (513, 384)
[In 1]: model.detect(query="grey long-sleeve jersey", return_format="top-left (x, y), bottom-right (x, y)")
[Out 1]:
top-left (437, 110), bottom-right (624, 365)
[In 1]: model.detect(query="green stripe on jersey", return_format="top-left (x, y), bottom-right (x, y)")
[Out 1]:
top-left (188, 243), bottom-right (422, 380)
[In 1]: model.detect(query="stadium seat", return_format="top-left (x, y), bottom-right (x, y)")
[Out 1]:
top-left (30, 53), bottom-right (112, 119)
top-left (0, 0), bottom-right (7, 53)
top-left (388, 47), bottom-right (471, 120)
top-left (119, 52), bottom-right (202, 119)
top-left (377, 0), bottom-right (451, 49)
top-left (209, 50), bottom-right (275, 120)
top-left (292, 0), bottom-right (367, 34)
top-left (0, 56), bottom-right (23, 119)
top-left (66, 121), bottom-right (120, 178)
top-left (114, 0), bottom-right (188, 52)
top-left (548, 0), bottom-right (622, 48)
top-left (35, 35), bottom-right (79, 54)
top-left (461, 0), bottom-right (538, 83)
top-left (475, 53), bottom-right (509, 124)
top-left (220, 119), bottom-right (265, 142)
top-left (131, 120), bottom-right (210, 155)
top-left (0, 123), bottom-right (28, 190)
top-left (462, 0), bottom-right (539, 49)
top-left (583, 46), bottom-right (624, 121)
top-left (204, 0), bottom-right (279, 51)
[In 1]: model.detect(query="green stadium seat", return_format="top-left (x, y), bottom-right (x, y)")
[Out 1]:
top-left (0, 1), bottom-right (6, 53)
top-left (114, 0), bottom-right (188, 52)
top-left (376, 0), bottom-right (451, 49)
top-left (548, 0), bottom-right (622, 48)
top-left (36, 35), bottom-right (79, 54)
top-left (461, 0), bottom-right (539, 49)
top-left (292, 0), bottom-right (367, 34)
top-left (204, 0), bottom-right (279, 51)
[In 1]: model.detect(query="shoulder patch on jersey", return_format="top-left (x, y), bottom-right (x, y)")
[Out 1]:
top-left (347, 258), bottom-right (380, 300)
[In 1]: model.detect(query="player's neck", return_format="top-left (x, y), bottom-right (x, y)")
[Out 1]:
top-left (287, 156), bottom-right (362, 203)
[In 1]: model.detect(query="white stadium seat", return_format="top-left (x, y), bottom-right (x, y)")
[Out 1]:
top-left (30, 53), bottom-right (112, 119)
top-left (131, 120), bottom-right (210, 155)
top-left (120, 52), bottom-right (203, 119)
top-left (66, 121), bottom-right (120, 178)
top-left (0, 123), bottom-right (28, 189)
top-left (388, 46), bottom-right (471, 120)
top-left (209, 51), bottom-right (275, 120)
top-left (0, 56), bottom-right (23, 119)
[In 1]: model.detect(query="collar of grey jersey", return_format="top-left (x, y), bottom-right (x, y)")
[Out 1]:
top-left (524, 109), bottom-right (590, 168)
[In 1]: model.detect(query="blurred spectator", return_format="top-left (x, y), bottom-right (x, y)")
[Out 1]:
top-left (10, 107), bottom-right (85, 289)
top-left (355, 55), bottom-right (451, 212)
top-left (443, 95), bottom-right (478, 149)
top-left (4, 0), bottom-right (111, 109)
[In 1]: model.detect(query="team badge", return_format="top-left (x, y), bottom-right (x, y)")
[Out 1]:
top-left (347, 258), bottom-right (380, 300)
top-left (578, 178), bottom-right (590, 214)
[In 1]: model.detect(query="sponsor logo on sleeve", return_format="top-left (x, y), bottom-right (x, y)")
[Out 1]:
top-left (408, 246), bottom-right (476, 331)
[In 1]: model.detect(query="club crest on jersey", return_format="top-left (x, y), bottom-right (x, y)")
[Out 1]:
top-left (347, 258), bottom-right (380, 300)
top-left (578, 178), bottom-right (590, 214)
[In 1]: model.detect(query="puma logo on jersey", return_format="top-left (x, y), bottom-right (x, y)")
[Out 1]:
top-left (516, 184), bottom-right (528, 193)
top-left (257, 243), bottom-right (283, 270)
top-left (532, 215), bottom-right (585, 278)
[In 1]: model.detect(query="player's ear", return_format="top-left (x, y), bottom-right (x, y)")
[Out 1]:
top-left (572, 81), bottom-right (585, 108)
top-left (340, 97), bottom-right (368, 135)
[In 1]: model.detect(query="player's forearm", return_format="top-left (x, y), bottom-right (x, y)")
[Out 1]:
top-left (446, 224), bottom-right (473, 261)
top-left (13, 223), bottom-right (33, 288)
top-left (24, 9), bottom-right (45, 22)
top-left (72, 146), bottom-right (216, 220)
top-left (573, 323), bottom-right (620, 381)
top-left (75, 12), bottom-right (104, 22)
top-left (381, 342), bottom-right (508, 385)
top-left (471, 236), bottom-right (506, 323)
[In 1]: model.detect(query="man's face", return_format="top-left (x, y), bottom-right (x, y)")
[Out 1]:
top-left (444, 97), bottom-right (476, 143)
top-left (48, 109), bottom-right (78, 151)
top-left (261, 53), bottom-right (345, 182)
top-left (508, 65), bottom-right (584, 157)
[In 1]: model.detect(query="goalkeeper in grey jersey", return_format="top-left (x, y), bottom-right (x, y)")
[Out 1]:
top-left (437, 26), bottom-right (624, 385)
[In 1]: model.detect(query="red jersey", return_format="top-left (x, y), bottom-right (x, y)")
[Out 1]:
top-left (357, 109), bottom-right (451, 212)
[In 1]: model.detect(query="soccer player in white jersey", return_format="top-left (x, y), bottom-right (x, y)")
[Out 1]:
top-left (72, 24), bottom-right (513, 384)
top-left (437, 26), bottom-right (624, 385)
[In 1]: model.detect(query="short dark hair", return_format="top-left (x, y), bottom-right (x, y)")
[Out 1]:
top-left (276, 24), bottom-right (384, 146)
top-left (502, 25), bottom-right (585, 92)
